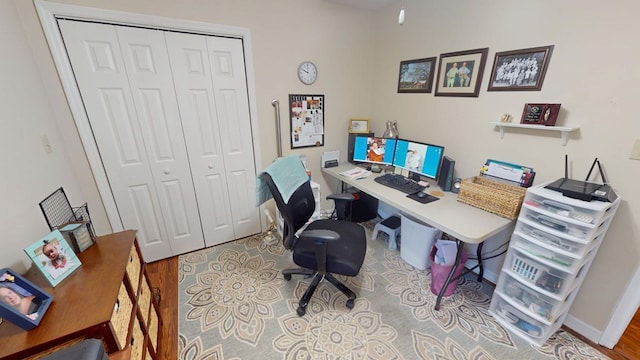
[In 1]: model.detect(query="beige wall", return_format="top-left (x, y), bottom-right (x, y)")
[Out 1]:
top-left (2, 0), bottom-right (638, 341)
top-left (369, 0), bottom-right (640, 333)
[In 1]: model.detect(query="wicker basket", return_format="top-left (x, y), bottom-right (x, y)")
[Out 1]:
top-left (457, 176), bottom-right (527, 220)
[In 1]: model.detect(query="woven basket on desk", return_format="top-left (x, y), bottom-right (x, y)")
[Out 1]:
top-left (457, 176), bottom-right (527, 220)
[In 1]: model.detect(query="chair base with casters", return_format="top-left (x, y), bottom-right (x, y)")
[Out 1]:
top-left (259, 156), bottom-right (366, 317)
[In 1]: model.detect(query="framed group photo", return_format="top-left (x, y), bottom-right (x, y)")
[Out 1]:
top-left (397, 57), bottom-right (436, 93)
top-left (289, 94), bottom-right (324, 149)
top-left (24, 230), bottom-right (82, 287)
top-left (487, 45), bottom-right (554, 91)
top-left (435, 48), bottom-right (489, 97)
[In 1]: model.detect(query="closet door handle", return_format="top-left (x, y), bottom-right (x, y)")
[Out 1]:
top-left (208, 164), bottom-right (214, 169)
top-left (163, 169), bottom-right (171, 175)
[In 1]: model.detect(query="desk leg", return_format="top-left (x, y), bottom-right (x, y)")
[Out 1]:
top-left (476, 242), bottom-right (484, 282)
top-left (434, 240), bottom-right (464, 311)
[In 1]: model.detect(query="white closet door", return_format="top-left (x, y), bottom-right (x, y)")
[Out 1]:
top-left (116, 26), bottom-right (205, 256)
top-left (165, 32), bottom-right (235, 245)
top-left (59, 20), bottom-right (204, 261)
top-left (166, 33), bottom-right (260, 246)
top-left (207, 36), bottom-right (260, 241)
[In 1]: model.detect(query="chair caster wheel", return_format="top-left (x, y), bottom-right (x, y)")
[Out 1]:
top-left (346, 299), bottom-right (354, 309)
top-left (297, 306), bottom-right (306, 316)
top-left (284, 273), bottom-right (291, 281)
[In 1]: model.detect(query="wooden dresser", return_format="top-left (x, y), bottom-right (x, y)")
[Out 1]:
top-left (0, 230), bottom-right (162, 360)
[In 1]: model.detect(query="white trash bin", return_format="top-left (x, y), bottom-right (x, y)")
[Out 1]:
top-left (400, 213), bottom-right (442, 270)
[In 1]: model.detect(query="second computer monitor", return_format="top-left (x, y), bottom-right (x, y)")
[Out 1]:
top-left (393, 139), bottom-right (445, 180)
top-left (352, 136), bottom-right (397, 165)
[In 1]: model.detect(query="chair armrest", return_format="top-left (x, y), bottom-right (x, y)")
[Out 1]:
top-left (326, 193), bottom-right (355, 202)
top-left (326, 193), bottom-right (355, 221)
top-left (299, 229), bottom-right (340, 243)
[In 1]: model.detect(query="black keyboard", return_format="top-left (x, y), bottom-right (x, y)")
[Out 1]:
top-left (374, 173), bottom-right (425, 194)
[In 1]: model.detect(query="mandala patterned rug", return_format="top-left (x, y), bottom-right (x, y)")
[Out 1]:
top-left (178, 221), bottom-right (609, 360)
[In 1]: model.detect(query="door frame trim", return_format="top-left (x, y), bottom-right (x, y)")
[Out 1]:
top-left (35, 0), bottom-right (263, 232)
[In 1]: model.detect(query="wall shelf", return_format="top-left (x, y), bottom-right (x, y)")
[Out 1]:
top-left (489, 122), bottom-right (579, 146)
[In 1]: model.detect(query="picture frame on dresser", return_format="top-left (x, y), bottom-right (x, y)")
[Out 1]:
top-left (24, 230), bottom-right (82, 287)
top-left (0, 268), bottom-right (53, 330)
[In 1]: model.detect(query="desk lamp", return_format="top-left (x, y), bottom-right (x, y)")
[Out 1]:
top-left (383, 121), bottom-right (399, 138)
top-left (382, 121), bottom-right (399, 173)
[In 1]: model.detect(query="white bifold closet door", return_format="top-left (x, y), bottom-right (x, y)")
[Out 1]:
top-left (59, 19), bottom-right (259, 262)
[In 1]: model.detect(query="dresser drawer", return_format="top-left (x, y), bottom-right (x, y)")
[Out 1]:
top-left (131, 315), bottom-right (146, 360)
top-left (126, 244), bottom-right (142, 295)
top-left (149, 304), bottom-right (159, 353)
top-left (111, 280), bottom-right (134, 349)
top-left (139, 274), bottom-right (152, 325)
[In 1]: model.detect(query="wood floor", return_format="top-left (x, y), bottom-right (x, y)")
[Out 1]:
top-left (144, 256), bottom-right (637, 360)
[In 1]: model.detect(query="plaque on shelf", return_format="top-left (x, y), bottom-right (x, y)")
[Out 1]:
top-left (520, 103), bottom-right (561, 126)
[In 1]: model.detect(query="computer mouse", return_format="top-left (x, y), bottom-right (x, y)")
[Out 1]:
top-left (416, 191), bottom-right (428, 198)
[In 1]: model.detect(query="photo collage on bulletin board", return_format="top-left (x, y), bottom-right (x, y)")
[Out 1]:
top-left (289, 94), bottom-right (324, 149)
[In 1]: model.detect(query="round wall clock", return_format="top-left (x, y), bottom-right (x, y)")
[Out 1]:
top-left (297, 61), bottom-right (317, 85)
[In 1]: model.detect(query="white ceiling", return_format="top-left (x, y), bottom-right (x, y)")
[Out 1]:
top-left (324, 0), bottom-right (398, 10)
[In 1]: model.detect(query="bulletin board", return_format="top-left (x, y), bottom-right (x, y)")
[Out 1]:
top-left (289, 94), bottom-right (324, 149)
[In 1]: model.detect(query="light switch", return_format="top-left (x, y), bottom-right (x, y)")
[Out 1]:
top-left (629, 139), bottom-right (640, 160)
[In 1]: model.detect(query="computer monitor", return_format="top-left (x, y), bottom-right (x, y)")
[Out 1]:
top-left (352, 136), bottom-right (397, 165)
top-left (392, 139), bottom-right (445, 180)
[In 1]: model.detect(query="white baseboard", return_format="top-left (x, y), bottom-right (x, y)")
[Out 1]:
top-left (465, 259), bottom-right (500, 285)
top-left (563, 314), bottom-right (602, 344)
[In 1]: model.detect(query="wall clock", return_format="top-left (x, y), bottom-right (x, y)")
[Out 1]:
top-left (297, 61), bottom-right (317, 85)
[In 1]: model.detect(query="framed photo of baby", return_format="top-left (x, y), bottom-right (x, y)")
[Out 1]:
top-left (24, 230), bottom-right (82, 287)
top-left (0, 268), bottom-right (53, 330)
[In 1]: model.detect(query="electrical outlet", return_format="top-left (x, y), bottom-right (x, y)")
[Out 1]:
top-left (41, 135), bottom-right (53, 154)
top-left (630, 139), bottom-right (640, 160)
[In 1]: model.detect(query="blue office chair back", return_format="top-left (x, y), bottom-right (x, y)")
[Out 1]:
top-left (263, 174), bottom-right (315, 250)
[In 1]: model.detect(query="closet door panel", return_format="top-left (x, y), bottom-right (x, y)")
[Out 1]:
top-left (165, 32), bottom-right (235, 246)
top-left (116, 26), bottom-right (205, 256)
top-left (59, 20), bottom-right (171, 260)
top-left (207, 37), bottom-right (260, 238)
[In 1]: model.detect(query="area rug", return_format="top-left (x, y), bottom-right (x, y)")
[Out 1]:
top-left (178, 221), bottom-right (609, 360)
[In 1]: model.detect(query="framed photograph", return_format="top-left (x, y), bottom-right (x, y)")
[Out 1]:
top-left (487, 45), bottom-right (554, 91)
top-left (349, 118), bottom-right (370, 133)
top-left (289, 94), bottom-right (324, 149)
top-left (521, 103), bottom-right (561, 126)
top-left (0, 268), bottom-right (53, 330)
top-left (435, 48), bottom-right (489, 97)
top-left (397, 57), bottom-right (436, 93)
top-left (24, 230), bottom-right (82, 287)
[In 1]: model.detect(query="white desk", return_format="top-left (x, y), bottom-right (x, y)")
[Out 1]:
top-left (322, 164), bottom-right (514, 309)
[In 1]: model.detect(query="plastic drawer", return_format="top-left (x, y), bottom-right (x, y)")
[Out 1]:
top-left (512, 233), bottom-right (592, 274)
top-left (523, 193), bottom-right (600, 225)
top-left (520, 207), bottom-right (593, 241)
top-left (496, 272), bottom-right (570, 322)
top-left (516, 219), bottom-right (593, 256)
top-left (491, 297), bottom-right (561, 346)
top-left (505, 249), bottom-right (572, 299)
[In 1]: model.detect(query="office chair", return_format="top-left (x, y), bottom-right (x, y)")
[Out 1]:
top-left (262, 169), bottom-right (367, 316)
